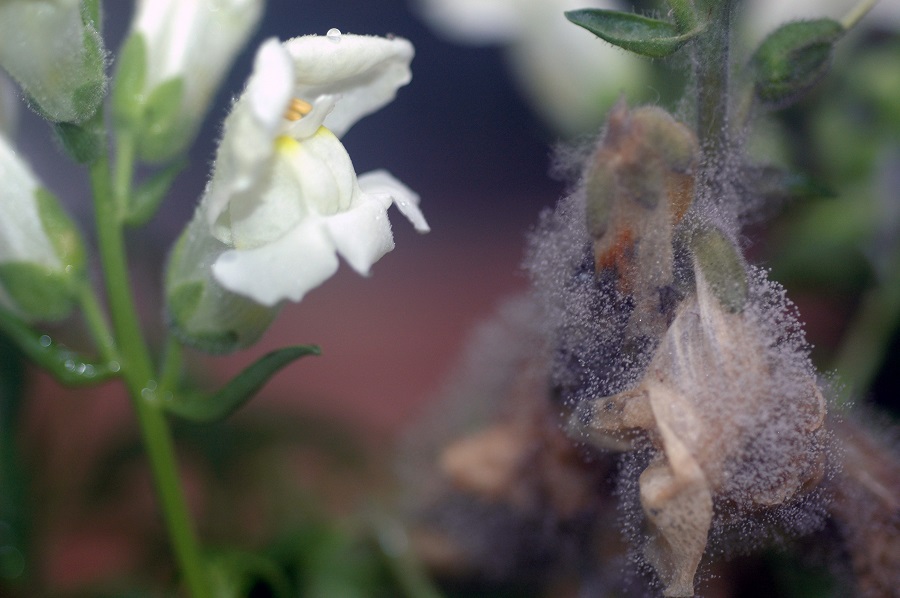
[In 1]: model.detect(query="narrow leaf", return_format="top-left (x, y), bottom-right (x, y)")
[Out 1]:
top-left (165, 345), bottom-right (320, 423)
top-left (565, 9), bottom-right (700, 58)
top-left (0, 309), bottom-right (119, 386)
top-left (124, 159), bottom-right (187, 226)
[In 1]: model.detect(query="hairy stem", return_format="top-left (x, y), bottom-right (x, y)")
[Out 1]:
top-left (89, 150), bottom-right (209, 598)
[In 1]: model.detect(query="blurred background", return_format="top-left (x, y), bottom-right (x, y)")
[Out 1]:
top-left (3, 0), bottom-right (899, 595)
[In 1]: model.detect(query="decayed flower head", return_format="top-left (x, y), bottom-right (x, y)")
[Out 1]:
top-left (0, 0), bottom-right (105, 123)
top-left (413, 0), bottom-right (646, 135)
top-left (581, 259), bottom-right (827, 595)
top-left (123, 0), bottom-right (264, 161)
top-left (166, 31), bottom-right (428, 351)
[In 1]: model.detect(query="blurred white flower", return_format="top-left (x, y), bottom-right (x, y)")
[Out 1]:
top-left (167, 32), bottom-right (426, 350)
top-left (121, 0), bottom-right (264, 160)
top-left (0, 0), bottom-right (105, 123)
top-left (414, 0), bottom-right (647, 135)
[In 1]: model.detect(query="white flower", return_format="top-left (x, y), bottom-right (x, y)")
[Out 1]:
top-left (413, 0), bottom-right (647, 135)
top-left (0, 132), bottom-right (84, 320)
top-left (166, 32), bottom-right (426, 350)
top-left (0, 0), bottom-right (105, 123)
top-left (122, 0), bottom-right (264, 160)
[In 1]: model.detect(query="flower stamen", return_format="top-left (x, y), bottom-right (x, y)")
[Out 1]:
top-left (284, 98), bottom-right (313, 121)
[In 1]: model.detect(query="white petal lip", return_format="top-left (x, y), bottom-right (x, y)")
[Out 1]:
top-left (324, 198), bottom-right (395, 276)
top-left (213, 218), bottom-right (340, 306)
top-left (359, 170), bottom-right (430, 233)
top-left (284, 33), bottom-right (414, 138)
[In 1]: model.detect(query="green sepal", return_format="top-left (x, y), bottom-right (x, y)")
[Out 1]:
top-left (750, 19), bottom-right (844, 108)
top-left (81, 0), bottom-right (101, 32)
top-left (112, 33), bottom-right (148, 128)
top-left (565, 9), bottom-right (702, 59)
top-left (35, 188), bottom-right (86, 272)
top-left (53, 108), bottom-right (104, 164)
top-left (164, 345), bottom-right (320, 423)
top-left (690, 226), bottom-right (748, 312)
top-left (0, 308), bottom-right (119, 386)
top-left (0, 264), bottom-right (74, 321)
top-left (137, 77), bottom-right (186, 162)
top-left (124, 159), bottom-right (187, 226)
top-left (205, 549), bottom-right (292, 598)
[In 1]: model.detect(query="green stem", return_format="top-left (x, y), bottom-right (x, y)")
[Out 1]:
top-left (77, 283), bottom-right (118, 364)
top-left (158, 334), bottom-right (184, 399)
top-left (89, 153), bottom-right (210, 598)
top-left (694, 0), bottom-right (733, 160)
top-left (114, 130), bottom-right (136, 217)
top-left (841, 0), bottom-right (879, 30)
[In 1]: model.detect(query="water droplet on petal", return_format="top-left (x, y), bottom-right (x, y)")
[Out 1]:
top-left (326, 28), bottom-right (342, 42)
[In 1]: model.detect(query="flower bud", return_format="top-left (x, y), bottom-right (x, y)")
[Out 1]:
top-left (114, 0), bottom-right (264, 162)
top-left (165, 215), bottom-right (278, 354)
top-left (0, 0), bottom-right (106, 123)
top-left (0, 134), bottom-right (85, 320)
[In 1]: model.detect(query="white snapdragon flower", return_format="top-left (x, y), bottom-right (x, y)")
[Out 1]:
top-left (0, 0), bottom-right (105, 123)
top-left (0, 132), bottom-right (84, 320)
top-left (167, 32), bottom-right (427, 351)
top-left (120, 0), bottom-right (264, 161)
top-left (414, 0), bottom-right (646, 135)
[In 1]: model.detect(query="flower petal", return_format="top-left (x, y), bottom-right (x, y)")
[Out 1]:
top-left (212, 218), bottom-right (339, 306)
top-left (205, 38), bottom-right (293, 229)
top-left (284, 33), bottom-right (414, 137)
top-left (359, 169), bottom-right (430, 233)
top-left (324, 197), bottom-right (395, 276)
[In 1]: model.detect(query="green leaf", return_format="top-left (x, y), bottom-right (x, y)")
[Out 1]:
top-left (124, 159), bottom-right (187, 226)
top-left (112, 34), bottom-right (148, 128)
top-left (165, 345), bottom-right (321, 423)
top-left (0, 264), bottom-right (74, 322)
top-left (751, 19), bottom-right (844, 108)
top-left (0, 308), bottom-right (119, 386)
top-left (691, 226), bottom-right (748, 312)
top-left (565, 9), bottom-right (701, 58)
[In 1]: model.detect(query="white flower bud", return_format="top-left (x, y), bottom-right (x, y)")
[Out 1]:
top-left (115, 0), bottom-right (264, 162)
top-left (0, 0), bottom-right (106, 123)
